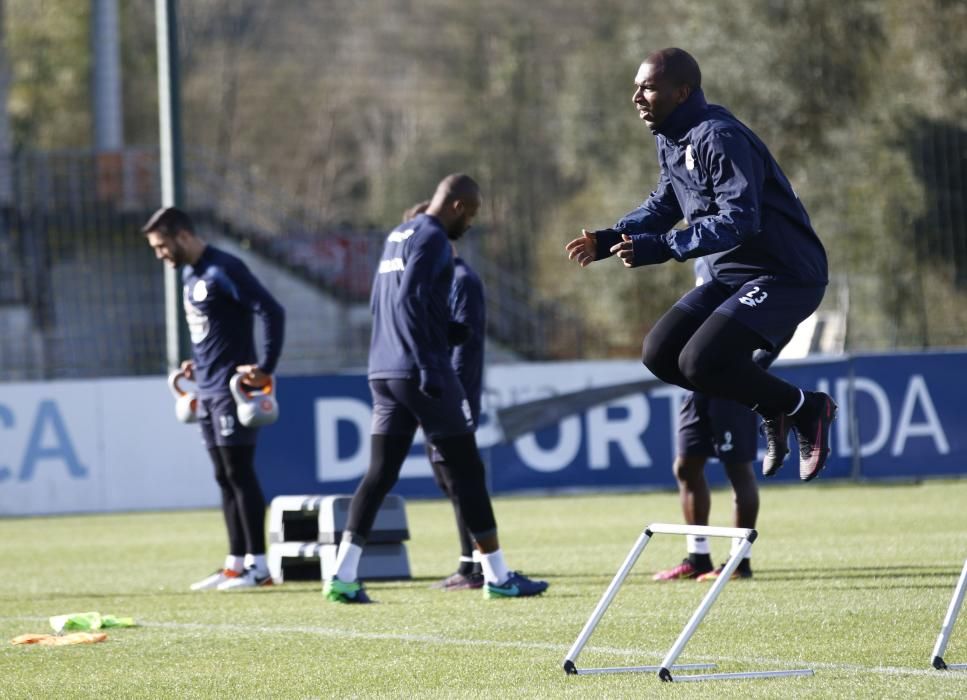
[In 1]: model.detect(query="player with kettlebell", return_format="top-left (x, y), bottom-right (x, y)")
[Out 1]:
top-left (143, 206), bottom-right (285, 590)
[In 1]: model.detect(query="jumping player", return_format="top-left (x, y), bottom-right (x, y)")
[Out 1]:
top-left (323, 174), bottom-right (547, 603)
top-left (143, 207), bottom-right (285, 590)
top-left (565, 48), bottom-right (836, 482)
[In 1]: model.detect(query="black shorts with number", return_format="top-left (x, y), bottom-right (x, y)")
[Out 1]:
top-left (677, 391), bottom-right (759, 463)
top-left (674, 276), bottom-right (824, 350)
top-left (198, 393), bottom-right (258, 448)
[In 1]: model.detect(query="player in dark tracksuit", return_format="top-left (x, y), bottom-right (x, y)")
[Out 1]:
top-left (143, 207), bottom-right (285, 591)
top-left (324, 174), bottom-right (547, 603)
top-left (428, 252), bottom-right (488, 590)
top-left (400, 199), bottom-right (489, 591)
top-left (566, 47), bottom-right (837, 482)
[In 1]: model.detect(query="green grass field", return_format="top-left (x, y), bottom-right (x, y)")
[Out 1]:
top-left (4, 480), bottom-right (967, 698)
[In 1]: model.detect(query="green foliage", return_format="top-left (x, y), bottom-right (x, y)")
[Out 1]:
top-left (6, 0), bottom-right (967, 354)
top-left (3, 483), bottom-right (967, 697)
top-left (118, 2), bottom-right (158, 147)
top-left (7, 0), bottom-right (91, 148)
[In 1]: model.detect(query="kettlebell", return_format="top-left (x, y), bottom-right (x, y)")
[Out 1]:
top-left (167, 370), bottom-right (199, 424)
top-left (230, 373), bottom-right (279, 428)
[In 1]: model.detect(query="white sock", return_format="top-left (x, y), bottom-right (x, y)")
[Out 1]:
top-left (786, 389), bottom-right (806, 416)
top-left (730, 538), bottom-right (751, 560)
top-left (249, 554), bottom-right (268, 574)
top-left (472, 550), bottom-right (481, 564)
top-left (686, 535), bottom-right (710, 555)
top-left (479, 549), bottom-right (510, 585)
top-left (334, 541), bottom-right (363, 582)
top-left (225, 555), bottom-right (244, 572)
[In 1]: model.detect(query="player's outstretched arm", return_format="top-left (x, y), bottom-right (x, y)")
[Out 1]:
top-left (565, 229), bottom-right (598, 267)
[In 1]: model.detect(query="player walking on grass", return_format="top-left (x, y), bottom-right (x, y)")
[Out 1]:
top-left (404, 200), bottom-right (487, 592)
top-left (143, 207), bottom-right (285, 591)
top-left (323, 174), bottom-right (547, 603)
top-left (565, 47), bottom-right (837, 482)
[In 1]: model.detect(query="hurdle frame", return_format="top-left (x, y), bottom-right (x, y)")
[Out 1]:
top-left (932, 558), bottom-right (967, 670)
top-left (562, 523), bottom-right (814, 682)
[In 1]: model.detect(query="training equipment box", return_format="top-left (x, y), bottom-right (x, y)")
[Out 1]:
top-left (267, 494), bottom-right (411, 584)
top-left (268, 541), bottom-right (410, 584)
top-left (268, 494), bottom-right (410, 544)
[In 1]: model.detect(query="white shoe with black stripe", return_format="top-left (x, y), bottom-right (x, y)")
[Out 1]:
top-left (190, 568), bottom-right (242, 591)
top-left (216, 567), bottom-right (273, 590)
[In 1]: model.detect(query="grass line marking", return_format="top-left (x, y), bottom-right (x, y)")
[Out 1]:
top-left (3, 615), bottom-right (961, 679)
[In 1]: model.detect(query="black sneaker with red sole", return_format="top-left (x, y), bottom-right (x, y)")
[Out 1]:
top-left (794, 391), bottom-right (838, 481)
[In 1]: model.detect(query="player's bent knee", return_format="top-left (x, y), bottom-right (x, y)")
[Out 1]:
top-left (673, 456), bottom-right (705, 483)
top-left (677, 347), bottom-right (720, 391)
top-left (642, 338), bottom-right (679, 383)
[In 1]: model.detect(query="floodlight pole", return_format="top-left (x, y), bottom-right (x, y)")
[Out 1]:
top-left (155, 0), bottom-right (188, 368)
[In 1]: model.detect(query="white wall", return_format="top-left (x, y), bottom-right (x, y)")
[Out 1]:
top-left (0, 376), bottom-right (217, 516)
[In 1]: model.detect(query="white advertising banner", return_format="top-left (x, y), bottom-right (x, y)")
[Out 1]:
top-left (0, 377), bottom-right (218, 516)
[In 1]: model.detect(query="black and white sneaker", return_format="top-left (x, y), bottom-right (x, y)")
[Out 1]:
top-left (760, 412), bottom-right (793, 477)
top-left (190, 568), bottom-right (242, 591)
top-left (217, 566), bottom-right (273, 590)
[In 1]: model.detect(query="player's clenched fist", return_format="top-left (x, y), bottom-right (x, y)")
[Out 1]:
top-left (565, 229), bottom-right (597, 267)
top-left (610, 234), bottom-right (635, 267)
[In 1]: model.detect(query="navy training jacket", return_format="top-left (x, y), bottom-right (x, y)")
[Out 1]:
top-left (595, 89), bottom-right (828, 288)
top-left (368, 213), bottom-right (453, 379)
top-left (182, 245), bottom-right (285, 397)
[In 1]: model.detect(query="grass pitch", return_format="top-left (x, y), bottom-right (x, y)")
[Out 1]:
top-left (3, 480), bottom-right (967, 698)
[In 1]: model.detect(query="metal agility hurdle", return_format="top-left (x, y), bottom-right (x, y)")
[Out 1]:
top-left (563, 523), bottom-right (814, 682)
top-left (932, 558), bottom-right (967, 670)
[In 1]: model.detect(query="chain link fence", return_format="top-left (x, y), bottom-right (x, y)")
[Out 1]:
top-left (1, 0), bottom-right (965, 380)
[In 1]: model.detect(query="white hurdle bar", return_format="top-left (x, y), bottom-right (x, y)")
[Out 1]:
top-left (932, 558), bottom-right (967, 670)
top-left (563, 523), bottom-right (814, 682)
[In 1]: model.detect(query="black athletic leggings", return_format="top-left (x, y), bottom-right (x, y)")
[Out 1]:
top-left (208, 445), bottom-right (267, 556)
top-left (641, 307), bottom-right (800, 415)
top-left (426, 443), bottom-right (475, 559)
top-left (346, 433), bottom-right (497, 544)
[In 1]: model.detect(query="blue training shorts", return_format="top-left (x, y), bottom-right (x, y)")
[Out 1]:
top-left (198, 393), bottom-right (258, 448)
top-left (678, 391), bottom-right (759, 463)
top-left (370, 372), bottom-right (475, 440)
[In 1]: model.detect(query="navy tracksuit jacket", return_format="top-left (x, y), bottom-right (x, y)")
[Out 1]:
top-left (595, 88), bottom-right (828, 289)
top-left (368, 213), bottom-right (453, 380)
top-left (182, 245), bottom-right (285, 398)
